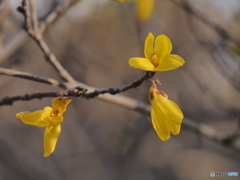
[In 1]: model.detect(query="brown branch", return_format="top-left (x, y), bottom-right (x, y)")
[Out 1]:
top-left (0, 86), bottom-right (87, 106)
top-left (0, 0), bottom-right (80, 65)
top-left (0, 0), bottom-right (9, 50)
top-left (18, 0), bottom-right (76, 84)
top-left (38, 0), bottom-right (81, 33)
top-left (0, 67), bottom-right (67, 89)
top-left (84, 71), bottom-right (155, 98)
top-left (169, 0), bottom-right (240, 43)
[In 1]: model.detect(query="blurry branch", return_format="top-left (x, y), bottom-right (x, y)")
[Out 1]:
top-left (0, 0), bottom-right (9, 50)
top-left (169, 0), bottom-right (240, 44)
top-left (183, 118), bottom-right (240, 150)
top-left (0, 131), bottom-right (63, 179)
top-left (17, 0), bottom-right (76, 84)
top-left (0, 0), bottom-right (80, 65)
top-left (0, 67), bottom-right (67, 88)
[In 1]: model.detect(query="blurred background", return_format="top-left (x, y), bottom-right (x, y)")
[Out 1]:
top-left (0, 0), bottom-right (240, 179)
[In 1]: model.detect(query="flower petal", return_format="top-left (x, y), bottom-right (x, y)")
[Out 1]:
top-left (156, 54), bottom-right (185, 71)
top-left (137, 0), bottom-right (154, 20)
top-left (144, 33), bottom-right (154, 59)
top-left (155, 95), bottom-right (184, 125)
top-left (149, 87), bottom-right (183, 139)
top-left (154, 35), bottom-right (172, 60)
top-left (44, 125), bottom-right (61, 157)
top-left (151, 104), bottom-right (171, 141)
top-left (128, 57), bottom-right (155, 71)
top-left (16, 107), bottom-right (52, 127)
top-left (52, 97), bottom-right (72, 116)
top-left (44, 116), bottom-right (63, 126)
top-left (170, 124), bottom-right (181, 135)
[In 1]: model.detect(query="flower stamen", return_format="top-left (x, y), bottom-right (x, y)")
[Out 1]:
top-left (151, 53), bottom-right (159, 67)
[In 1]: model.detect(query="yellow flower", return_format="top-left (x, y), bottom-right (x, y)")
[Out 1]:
top-left (116, 0), bottom-right (154, 20)
top-left (136, 0), bottom-right (154, 20)
top-left (129, 33), bottom-right (185, 71)
top-left (149, 86), bottom-right (183, 141)
top-left (16, 97), bottom-right (72, 157)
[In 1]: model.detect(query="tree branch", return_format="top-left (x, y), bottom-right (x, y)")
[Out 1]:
top-left (0, 67), bottom-right (67, 88)
top-left (0, 86), bottom-right (87, 106)
top-left (0, 0), bottom-right (81, 65)
top-left (18, 0), bottom-right (76, 84)
top-left (169, 0), bottom-right (240, 43)
top-left (84, 71), bottom-right (155, 98)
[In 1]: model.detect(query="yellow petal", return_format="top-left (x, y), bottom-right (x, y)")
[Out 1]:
top-left (163, 115), bottom-right (181, 135)
top-left (128, 57), bottom-right (155, 71)
top-left (44, 116), bottom-right (63, 126)
top-left (154, 35), bottom-right (172, 60)
top-left (44, 125), bottom-right (61, 157)
top-left (144, 33), bottom-right (154, 59)
top-left (151, 106), bottom-right (170, 141)
top-left (137, 0), bottom-right (154, 20)
top-left (52, 97), bottom-right (72, 116)
top-left (151, 100), bottom-right (183, 139)
top-left (154, 95), bottom-right (183, 124)
top-left (149, 87), bottom-right (183, 140)
top-left (16, 107), bottom-right (52, 127)
top-left (170, 124), bottom-right (181, 135)
top-left (156, 54), bottom-right (185, 71)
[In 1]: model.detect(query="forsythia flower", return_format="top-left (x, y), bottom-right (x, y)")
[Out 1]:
top-left (129, 33), bottom-right (185, 71)
top-left (16, 97), bottom-right (72, 157)
top-left (116, 0), bottom-right (154, 20)
top-left (149, 86), bottom-right (183, 141)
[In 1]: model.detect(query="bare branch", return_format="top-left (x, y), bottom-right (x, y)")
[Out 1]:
top-left (0, 86), bottom-right (87, 106)
top-left (18, 0), bottom-right (76, 84)
top-left (0, 0), bottom-right (80, 65)
top-left (84, 71), bottom-right (155, 98)
top-left (0, 67), bottom-right (67, 88)
top-left (169, 0), bottom-right (240, 43)
top-left (0, 92), bottom-right (58, 106)
top-left (0, 0), bottom-right (9, 50)
top-left (39, 0), bottom-right (81, 33)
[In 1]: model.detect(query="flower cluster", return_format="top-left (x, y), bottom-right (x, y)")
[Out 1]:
top-left (129, 33), bottom-right (185, 140)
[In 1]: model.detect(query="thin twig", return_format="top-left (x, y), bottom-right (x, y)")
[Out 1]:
top-left (0, 92), bottom-right (58, 106)
top-left (0, 0), bottom-right (9, 50)
top-left (0, 67), bottom-right (67, 88)
top-left (0, 0), bottom-right (80, 65)
top-left (0, 86), bottom-right (87, 106)
top-left (39, 0), bottom-right (80, 33)
top-left (169, 0), bottom-right (240, 43)
top-left (0, 66), bottom-right (155, 97)
top-left (84, 71), bottom-right (155, 98)
top-left (18, 0), bottom-right (76, 84)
